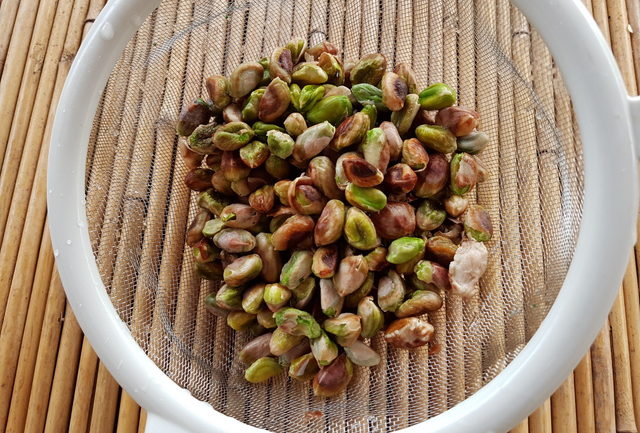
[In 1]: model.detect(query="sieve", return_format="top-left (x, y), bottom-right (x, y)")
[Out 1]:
top-left (47, 0), bottom-right (640, 431)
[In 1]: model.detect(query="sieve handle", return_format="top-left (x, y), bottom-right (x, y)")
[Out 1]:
top-left (144, 412), bottom-right (197, 433)
top-left (629, 95), bottom-right (640, 158)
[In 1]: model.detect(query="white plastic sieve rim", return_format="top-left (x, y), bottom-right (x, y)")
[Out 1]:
top-left (47, 0), bottom-right (639, 432)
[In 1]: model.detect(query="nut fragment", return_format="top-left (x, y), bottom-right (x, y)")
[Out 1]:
top-left (229, 62), bottom-right (264, 98)
top-left (464, 204), bottom-right (493, 242)
top-left (377, 270), bottom-right (406, 312)
top-left (244, 357), bottom-right (283, 383)
top-left (370, 202), bottom-right (416, 240)
top-left (285, 38), bottom-right (307, 63)
top-left (449, 239), bottom-right (489, 298)
top-left (384, 317), bottom-right (435, 349)
top-left (381, 72), bottom-right (408, 111)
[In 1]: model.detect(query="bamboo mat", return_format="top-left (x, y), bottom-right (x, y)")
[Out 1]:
top-left (0, 0), bottom-right (638, 432)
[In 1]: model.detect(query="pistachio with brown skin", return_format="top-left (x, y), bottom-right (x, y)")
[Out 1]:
top-left (390, 93), bottom-right (420, 135)
top-left (344, 272), bottom-right (375, 308)
top-left (268, 47), bottom-right (293, 84)
top-left (179, 140), bottom-right (204, 170)
top-left (220, 204), bottom-right (262, 229)
top-left (285, 38), bottom-right (307, 64)
top-left (350, 53), bottom-right (387, 85)
top-left (377, 269), bottom-right (406, 312)
top-left (357, 296), bottom-right (384, 338)
top-left (273, 180), bottom-right (291, 206)
top-left (257, 307), bottom-right (277, 329)
top-left (384, 317), bottom-right (435, 349)
top-left (184, 168), bottom-right (214, 192)
top-left (248, 185), bottom-right (275, 213)
top-left (401, 138), bottom-right (430, 171)
top-left (314, 199), bottom-right (346, 246)
top-left (450, 152), bottom-right (478, 195)
top-left (254, 233), bottom-right (282, 283)
top-left (364, 247), bottom-right (388, 272)
top-left (292, 62), bottom-right (329, 85)
top-left (334, 152), bottom-right (361, 190)
top-left (312, 245), bottom-right (339, 279)
top-left (206, 75), bottom-right (231, 110)
top-left (334, 255), bottom-right (369, 297)
top-left (425, 235), bottom-right (458, 266)
top-left (229, 62), bottom-right (264, 98)
top-left (449, 239), bottom-right (488, 298)
top-left (393, 62), bottom-right (419, 94)
top-left (416, 200), bottom-right (446, 231)
top-left (271, 215), bottom-right (315, 251)
top-left (435, 106), bottom-right (480, 137)
top-left (318, 52), bottom-right (344, 85)
top-left (192, 239), bottom-right (219, 263)
top-left (239, 141), bottom-right (269, 168)
top-left (258, 78), bottom-right (291, 122)
top-left (177, 99), bottom-right (212, 137)
top-left (380, 121), bottom-right (403, 161)
top-left (342, 156), bottom-right (384, 187)
top-left (205, 149), bottom-right (223, 170)
top-left (281, 339), bottom-right (312, 365)
top-left (287, 176), bottom-right (327, 215)
top-left (221, 151), bottom-right (251, 182)
top-left (213, 228), bottom-right (256, 253)
top-left (370, 202), bottom-right (416, 240)
top-left (323, 313), bottom-right (362, 347)
top-left (320, 278), bottom-right (343, 318)
top-left (292, 121), bottom-right (336, 162)
top-left (383, 163), bottom-right (417, 194)
top-left (186, 209), bottom-right (210, 247)
top-left (413, 152), bottom-right (450, 198)
top-left (307, 156), bottom-right (342, 199)
top-left (306, 41), bottom-right (339, 59)
top-left (361, 127), bottom-right (390, 173)
top-left (381, 72), bottom-right (408, 111)
top-left (444, 195), bottom-right (469, 217)
top-left (223, 103), bottom-right (243, 123)
top-left (239, 333), bottom-right (273, 364)
top-left (464, 204), bottom-right (493, 241)
top-left (414, 259), bottom-right (451, 291)
top-left (313, 354), bottom-right (353, 397)
top-left (230, 177), bottom-right (266, 198)
top-left (283, 112), bottom-right (307, 137)
top-left (289, 353), bottom-right (320, 382)
top-left (396, 290), bottom-right (443, 317)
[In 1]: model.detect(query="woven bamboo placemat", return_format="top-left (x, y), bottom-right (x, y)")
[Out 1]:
top-left (0, 0), bottom-right (638, 432)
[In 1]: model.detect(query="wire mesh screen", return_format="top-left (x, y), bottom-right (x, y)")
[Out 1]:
top-left (84, 0), bottom-right (584, 431)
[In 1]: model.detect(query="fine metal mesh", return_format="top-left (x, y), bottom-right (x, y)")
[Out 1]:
top-left (85, 0), bottom-right (584, 431)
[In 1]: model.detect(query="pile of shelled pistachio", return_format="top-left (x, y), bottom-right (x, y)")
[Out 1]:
top-left (177, 38), bottom-right (492, 397)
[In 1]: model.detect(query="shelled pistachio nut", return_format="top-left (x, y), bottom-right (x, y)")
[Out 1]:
top-left (293, 121), bottom-right (336, 162)
top-left (285, 38), bottom-right (307, 63)
top-left (310, 331), bottom-right (339, 367)
top-left (350, 53), bottom-right (387, 85)
top-left (444, 195), bottom-right (469, 217)
top-left (187, 122), bottom-right (218, 155)
top-left (315, 199), bottom-right (346, 246)
top-left (257, 307), bottom-right (277, 329)
top-left (258, 77), bottom-right (291, 122)
top-left (390, 93), bottom-right (420, 136)
top-left (241, 88), bottom-right (265, 123)
top-left (306, 95), bottom-right (353, 125)
top-left (224, 254), bottom-right (262, 287)
top-left (269, 47), bottom-right (294, 84)
top-left (450, 152), bottom-right (478, 195)
top-left (342, 156), bottom-right (384, 187)
top-left (413, 153), bottom-right (450, 198)
top-left (344, 340), bottom-right (381, 367)
top-left (416, 200), bottom-right (446, 231)
top-left (307, 156), bottom-right (342, 199)
top-left (370, 202), bottom-right (416, 240)
top-left (292, 62), bottom-right (329, 85)
top-left (320, 278), bottom-right (343, 318)
top-left (198, 189), bottom-right (230, 216)
top-left (457, 131), bottom-right (489, 154)
top-left (426, 235), bottom-right (458, 265)
top-left (377, 270), bottom-right (406, 312)
top-left (393, 62), bottom-right (419, 94)
top-left (415, 124), bottom-right (457, 154)
top-left (227, 311), bottom-right (256, 331)
top-left (449, 239), bottom-right (488, 298)
top-left (283, 112), bottom-right (307, 137)
top-left (297, 84), bottom-right (325, 112)
top-left (334, 255), bottom-right (369, 297)
top-left (418, 83), bottom-right (457, 110)
top-left (220, 203), bottom-right (261, 229)
top-left (384, 317), bottom-right (435, 349)
top-left (396, 290), bottom-right (443, 318)
top-left (380, 121), bottom-right (403, 161)
top-left (271, 214), bottom-right (315, 250)
top-left (186, 209), bottom-right (210, 247)
top-left (264, 283), bottom-right (292, 312)
top-left (381, 72), bottom-right (408, 111)
top-left (244, 357), bottom-right (283, 383)
top-left (177, 99), bottom-right (212, 137)
top-left (343, 207), bottom-right (379, 250)
top-left (312, 245), bottom-right (339, 279)
top-left (401, 138), bottom-right (430, 171)
top-left (274, 307), bottom-right (322, 338)
top-left (192, 239), bottom-right (219, 264)
top-left (344, 272), bottom-right (375, 308)
top-left (195, 261), bottom-right (224, 280)
top-left (318, 52), bottom-right (344, 85)
top-left (238, 141), bottom-right (269, 168)
top-left (323, 313), bottom-right (361, 347)
top-left (357, 296), bottom-right (384, 338)
top-left (383, 163), bottom-right (417, 194)
top-left (229, 62), bottom-right (264, 98)
top-left (329, 112), bottom-right (370, 151)
top-left (242, 283), bottom-right (266, 315)
top-left (239, 332), bottom-right (273, 364)
top-left (361, 127), bottom-right (390, 173)
top-left (213, 228), bottom-right (256, 253)
top-left (220, 151), bottom-right (251, 182)
top-left (291, 276), bottom-right (316, 309)
top-left (345, 184), bottom-right (387, 212)
top-left (312, 354), bottom-right (353, 397)
top-left (289, 353), bottom-right (320, 382)
top-left (386, 237), bottom-right (426, 265)
top-left (215, 284), bottom-right (244, 311)
top-left (248, 185), bottom-right (275, 214)
top-left (280, 250), bottom-right (313, 290)
top-left (360, 103), bottom-right (377, 127)
top-left (464, 204), bottom-right (493, 241)
top-left (435, 106), bottom-right (479, 137)
top-left (264, 155), bottom-right (291, 179)
top-left (364, 247), bottom-right (389, 272)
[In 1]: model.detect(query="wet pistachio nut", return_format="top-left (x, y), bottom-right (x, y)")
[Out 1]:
top-left (426, 235), bottom-right (458, 266)
top-left (257, 307), bottom-right (277, 329)
top-left (365, 247), bottom-right (389, 271)
top-left (213, 228), bottom-right (256, 253)
top-left (224, 254), bottom-right (263, 287)
top-left (184, 168), bottom-right (214, 192)
top-left (177, 99), bottom-right (212, 136)
top-left (230, 177), bottom-right (262, 197)
top-left (244, 357), bottom-right (283, 383)
top-left (416, 200), bottom-right (446, 231)
top-left (293, 121), bottom-right (336, 162)
top-left (444, 195), bottom-right (469, 217)
top-left (291, 276), bottom-right (316, 309)
top-left (435, 106), bottom-right (480, 137)
top-left (192, 239), bottom-right (219, 263)
top-left (241, 88), bottom-right (265, 123)
top-left (281, 339), bottom-right (312, 365)
top-left (205, 75), bottom-right (231, 110)
top-left (360, 103), bottom-right (377, 127)
top-left (187, 122), bottom-right (218, 155)
top-left (198, 189), bottom-right (230, 216)
top-left (457, 131), bottom-right (489, 154)
top-left (271, 214), bottom-right (315, 250)
top-left (383, 163), bottom-right (417, 194)
top-left (384, 317), bottom-right (435, 349)
top-left (334, 255), bottom-right (369, 297)
top-left (357, 296), bottom-right (384, 338)
top-left (377, 270), bottom-right (406, 312)
top-left (307, 156), bottom-right (342, 199)
top-left (248, 185), bottom-right (275, 214)
top-left (361, 128), bottom-right (390, 173)
top-left (283, 112), bottom-right (307, 137)
top-left (205, 149), bottom-right (223, 170)
top-left (265, 130), bottom-right (294, 159)
top-left (258, 77), bottom-right (291, 123)
top-left (220, 151), bottom-right (251, 182)
top-left (464, 204), bottom-right (493, 241)
top-left (289, 83), bottom-right (302, 111)
top-left (449, 239), bottom-right (489, 298)
top-left (285, 37), bottom-right (307, 63)
top-left (381, 72), bottom-right (408, 111)
top-left (312, 245), bottom-right (339, 279)
top-left (292, 63), bottom-right (329, 85)
top-left (351, 83), bottom-right (385, 111)
top-left (229, 62), bottom-right (264, 98)
top-left (390, 93), bottom-right (420, 136)
top-left (195, 261), bottom-right (224, 280)
top-left (297, 84), bottom-right (325, 112)
top-left (418, 83), bottom-right (457, 110)
top-left (393, 62), bottom-right (419, 94)
top-left (344, 272), bottom-right (375, 308)
top-left (280, 250), bottom-right (313, 290)
top-left (220, 203), bottom-right (261, 229)
top-left (345, 184), bottom-right (387, 212)
top-left (179, 140), bottom-right (204, 170)
top-left (186, 209), bottom-right (210, 247)
top-left (329, 112), bottom-right (370, 151)
top-left (344, 340), bottom-right (381, 366)
top-left (310, 331), bottom-right (339, 366)
top-left (242, 283), bottom-right (266, 314)
top-left (343, 207), bottom-right (379, 250)
top-left (274, 307), bottom-right (322, 338)
top-left (318, 52), bottom-right (344, 85)
top-left (215, 284), bottom-right (244, 311)
top-left (312, 354), bottom-right (353, 397)
top-left (223, 103), bottom-right (242, 123)
top-left (306, 95), bottom-right (353, 126)
top-left (350, 53), bottom-right (387, 85)
top-left (227, 311), bottom-right (256, 331)
top-left (264, 155), bottom-right (291, 179)
top-left (239, 333), bottom-right (273, 364)
top-left (387, 237), bottom-right (426, 265)
top-left (306, 41), bottom-right (339, 59)
top-left (401, 138), bottom-right (430, 172)
top-left (287, 176), bottom-right (328, 215)
top-left (204, 292), bottom-right (229, 317)
top-left (450, 152), bottom-right (478, 195)
top-left (370, 202), bottom-right (416, 240)
top-left (289, 353), bottom-right (320, 382)
top-left (323, 313), bottom-right (361, 347)
top-left (342, 156), bottom-right (384, 187)
top-left (252, 121), bottom-right (285, 141)
top-left (413, 152), bottom-right (450, 198)
top-left (254, 233), bottom-right (282, 283)
top-left (320, 278), bottom-right (343, 318)
top-left (380, 121), bottom-right (403, 161)
top-left (314, 199), bottom-right (346, 246)
top-left (263, 283), bottom-right (292, 312)
top-left (415, 124), bottom-right (457, 154)
top-left (273, 180), bottom-right (291, 206)
top-left (269, 47), bottom-right (294, 84)
top-left (202, 218), bottom-right (225, 238)
top-left (238, 141), bottom-right (269, 169)
top-left (396, 290), bottom-right (443, 318)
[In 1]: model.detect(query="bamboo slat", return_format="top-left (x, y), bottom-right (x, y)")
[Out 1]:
top-left (591, 322), bottom-right (617, 432)
top-left (550, 375), bottom-right (577, 433)
top-left (0, 0), bottom-right (22, 74)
